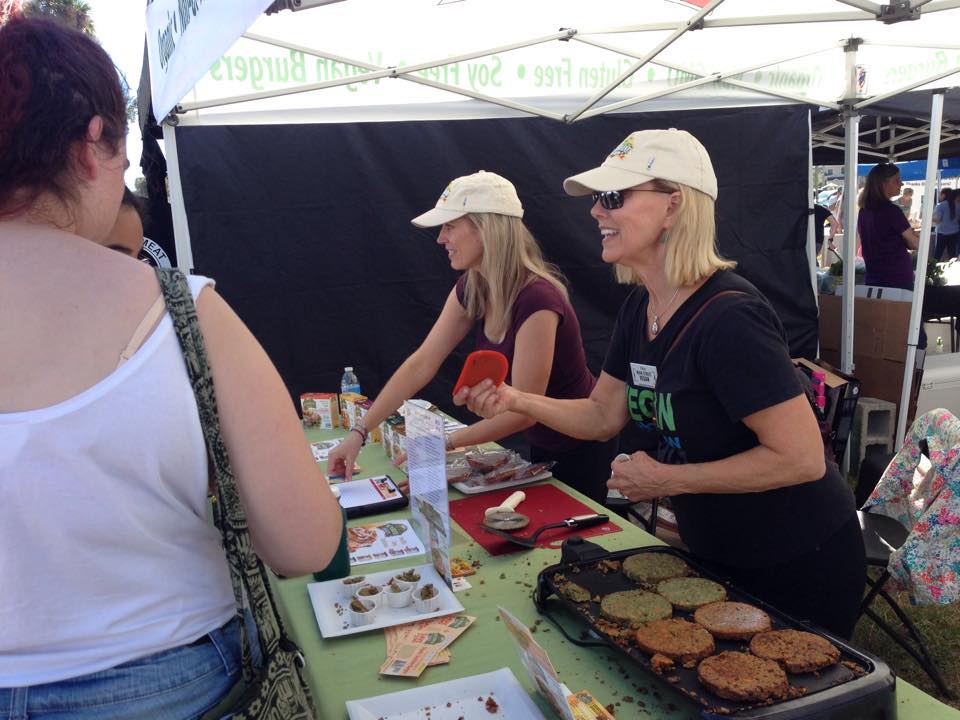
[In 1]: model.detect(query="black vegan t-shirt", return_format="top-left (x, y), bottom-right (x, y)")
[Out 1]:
top-left (603, 270), bottom-right (855, 569)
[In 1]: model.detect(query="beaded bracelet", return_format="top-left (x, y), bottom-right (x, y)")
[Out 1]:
top-left (350, 425), bottom-right (368, 446)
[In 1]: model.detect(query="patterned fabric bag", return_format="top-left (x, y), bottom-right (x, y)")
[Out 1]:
top-left (862, 408), bottom-right (960, 604)
top-left (156, 268), bottom-right (317, 720)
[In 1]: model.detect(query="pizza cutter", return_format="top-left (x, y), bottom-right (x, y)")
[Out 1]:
top-left (483, 510), bottom-right (530, 531)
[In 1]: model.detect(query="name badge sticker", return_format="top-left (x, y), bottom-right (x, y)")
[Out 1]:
top-left (630, 363), bottom-right (657, 388)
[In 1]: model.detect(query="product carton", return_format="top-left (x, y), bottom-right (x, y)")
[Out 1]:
top-left (300, 392), bottom-right (339, 429)
top-left (339, 392), bottom-right (367, 429)
top-left (380, 414), bottom-right (401, 459)
top-left (357, 400), bottom-right (381, 444)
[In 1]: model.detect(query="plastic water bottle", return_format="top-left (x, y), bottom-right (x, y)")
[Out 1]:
top-left (340, 367), bottom-right (361, 396)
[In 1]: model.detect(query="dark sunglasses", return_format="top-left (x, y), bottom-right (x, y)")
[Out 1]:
top-left (591, 188), bottom-right (675, 210)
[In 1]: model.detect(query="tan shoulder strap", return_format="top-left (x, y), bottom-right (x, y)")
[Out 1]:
top-left (116, 295), bottom-right (167, 368)
top-left (663, 290), bottom-right (747, 362)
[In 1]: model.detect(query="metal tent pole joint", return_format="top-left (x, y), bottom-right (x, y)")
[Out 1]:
top-left (879, 1), bottom-right (922, 23)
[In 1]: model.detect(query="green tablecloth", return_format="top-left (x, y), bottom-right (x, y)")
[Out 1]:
top-left (273, 427), bottom-right (959, 719)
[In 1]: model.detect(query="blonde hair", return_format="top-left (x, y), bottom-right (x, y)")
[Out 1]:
top-left (461, 213), bottom-right (567, 340)
top-left (614, 179), bottom-right (735, 287)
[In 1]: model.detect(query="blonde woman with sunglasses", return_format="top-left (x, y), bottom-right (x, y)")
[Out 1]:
top-left (458, 130), bottom-right (865, 638)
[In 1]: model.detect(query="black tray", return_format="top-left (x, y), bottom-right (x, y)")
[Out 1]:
top-left (534, 542), bottom-right (897, 720)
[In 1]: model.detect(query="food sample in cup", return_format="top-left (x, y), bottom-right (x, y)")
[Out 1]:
top-left (393, 569), bottom-right (421, 590)
top-left (355, 584), bottom-right (383, 602)
top-left (339, 575), bottom-right (366, 598)
top-left (413, 583), bottom-right (441, 613)
top-left (348, 596), bottom-right (379, 626)
top-left (385, 579), bottom-right (413, 608)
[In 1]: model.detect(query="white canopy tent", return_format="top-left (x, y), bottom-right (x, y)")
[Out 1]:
top-left (145, 0), bottom-right (960, 445)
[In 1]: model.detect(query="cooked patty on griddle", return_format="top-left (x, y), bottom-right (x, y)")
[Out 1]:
top-left (622, 552), bottom-right (690, 584)
top-left (694, 601), bottom-right (772, 640)
top-left (698, 651), bottom-right (789, 703)
top-left (750, 629), bottom-right (840, 673)
top-left (600, 589), bottom-right (672, 626)
top-left (556, 578), bottom-right (591, 603)
top-left (634, 618), bottom-right (715, 665)
top-left (656, 577), bottom-right (727, 611)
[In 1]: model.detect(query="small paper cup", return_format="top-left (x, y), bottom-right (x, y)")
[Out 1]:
top-left (354, 584), bottom-right (383, 604)
top-left (385, 583), bottom-right (413, 608)
top-left (413, 585), bottom-right (442, 613)
top-left (348, 597), bottom-right (379, 626)
top-left (392, 571), bottom-right (421, 591)
top-left (338, 576), bottom-right (366, 599)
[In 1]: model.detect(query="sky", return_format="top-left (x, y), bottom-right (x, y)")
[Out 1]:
top-left (87, 1), bottom-right (152, 187)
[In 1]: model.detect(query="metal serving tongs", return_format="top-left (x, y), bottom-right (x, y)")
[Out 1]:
top-left (482, 513), bottom-right (609, 548)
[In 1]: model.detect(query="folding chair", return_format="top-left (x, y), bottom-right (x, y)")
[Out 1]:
top-left (858, 509), bottom-right (953, 697)
top-left (859, 408), bottom-right (960, 698)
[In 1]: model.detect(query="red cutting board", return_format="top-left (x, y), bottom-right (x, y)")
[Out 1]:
top-left (449, 483), bottom-right (621, 556)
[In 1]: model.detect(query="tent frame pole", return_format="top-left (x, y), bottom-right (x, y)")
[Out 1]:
top-left (808, 111), bottom-right (819, 305)
top-left (162, 122), bottom-right (195, 274)
top-left (840, 38), bottom-right (862, 376)
top-left (896, 90), bottom-right (945, 445)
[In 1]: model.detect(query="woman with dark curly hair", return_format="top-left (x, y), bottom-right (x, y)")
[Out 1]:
top-left (0, 17), bottom-right (343, 718)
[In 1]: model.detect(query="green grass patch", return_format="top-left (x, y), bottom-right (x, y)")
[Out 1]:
top-left (854, 572), bottom-right (960, 708)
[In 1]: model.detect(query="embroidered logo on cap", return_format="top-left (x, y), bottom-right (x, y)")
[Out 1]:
top-left (647, 156), bottom-right (656, 170)
top-left (608, 136), bottom-right (635, 160)
top-left (438, 183), bottom-right (453, 204)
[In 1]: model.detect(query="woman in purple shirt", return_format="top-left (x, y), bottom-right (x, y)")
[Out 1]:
top-left (857, 163), bottom-right (920, 290)
top-left (327, 171), bottom-right (613, 501)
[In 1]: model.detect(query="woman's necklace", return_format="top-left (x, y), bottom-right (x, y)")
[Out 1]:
top-left (649, 286), bottom-right (681, 335)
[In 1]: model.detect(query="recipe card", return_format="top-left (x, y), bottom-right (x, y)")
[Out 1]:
top-left (348, 519), bottom-right (425, 566)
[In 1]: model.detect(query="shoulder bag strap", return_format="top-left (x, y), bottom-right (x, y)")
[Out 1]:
top-left (663, 289), bottom-right (747, 363)
top-left (642, 289), bottom-right (746, 538)
top-left (154, 267), bottom-right (293, 681)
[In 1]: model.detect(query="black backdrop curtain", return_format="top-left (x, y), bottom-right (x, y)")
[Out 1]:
top-left (176, 105), bottom-right (815, 418)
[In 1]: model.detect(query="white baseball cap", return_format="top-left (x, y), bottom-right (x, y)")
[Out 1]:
top-left (411, 170), bottom-right (524, 227)
top-left (563, 128), bottom-right (717, 201)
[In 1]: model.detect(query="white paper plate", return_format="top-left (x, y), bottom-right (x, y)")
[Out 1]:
top-left (307, 563), bottom-right (463, 638)
top-left (451, 471), bottom-right (552, 495)
top-left (345, 667), bottom-right (546, 720)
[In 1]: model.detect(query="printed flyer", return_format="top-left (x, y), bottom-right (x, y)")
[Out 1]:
top-left (348, 519), bottom-right (425, 566)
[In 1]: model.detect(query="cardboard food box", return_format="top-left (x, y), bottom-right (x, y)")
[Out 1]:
top-left (300, 392), bottom-right (339, 429)
top-left (357, 400), bottom-right (381, 444)
top-left (339, 392), bottom-right (367, 429)
top-left (818, 294), bottom-right (921, 419)
top-left (391, 422), bottom-right (407, 463)
top-left (380, 414), bottom-right (402, 457)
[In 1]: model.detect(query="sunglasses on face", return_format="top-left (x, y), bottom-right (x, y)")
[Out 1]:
top-left (591, 188), bottom-right (675, 210)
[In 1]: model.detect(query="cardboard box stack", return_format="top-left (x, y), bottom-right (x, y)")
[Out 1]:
top-left (818, 293), bottom-right (922, 422)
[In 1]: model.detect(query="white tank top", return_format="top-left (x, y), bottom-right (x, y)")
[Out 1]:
top-left (0, 275), bottom-right (235, 685)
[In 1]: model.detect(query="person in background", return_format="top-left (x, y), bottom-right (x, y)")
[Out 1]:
top-left (457, 129), bottom-right (865, 638)
top-left (932, 188), bottom-right (959, 262)
top-left (327, 171), bottom-right (614, 502)
top-left (858, 163), bottom-right (920, 291)
top-left (894, 186), bottom-right (914, 220)
top-left (102, 187), bottom-right (146, 258)
top-left (0, 17), bottom-right (343, 718)
top-left (814, 203), bottom-right (840, 265)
